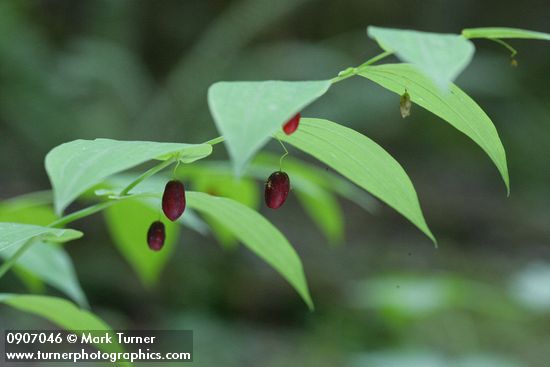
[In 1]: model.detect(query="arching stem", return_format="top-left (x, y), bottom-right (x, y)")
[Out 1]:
top-left (277, 138), bottom-right (289, 171)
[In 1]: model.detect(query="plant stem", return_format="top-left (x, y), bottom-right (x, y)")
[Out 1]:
top-left (119, 158), bottom-right (176, 196)
top-left (276, 138), bottom-right (289, 171)
top-left (204, 136), bottom-right (225, 145)
top-left (0, 239), bottom-right (36, 279)
top-left (356, 50), bottom-right (394, 70)
top-left (48, 201), bottom-right (116, 228)
top-left (489, 38), bottom-right (518, 58)
top-left (331, 51), bottom-right (393, 84)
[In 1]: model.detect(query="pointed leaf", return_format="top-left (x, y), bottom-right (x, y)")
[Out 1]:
top-left (276, 118), bottom-right (435, 243)
top-left (208, 80), bottom-right (331, 174)
top-left (104, 198), bottom-right (179, 287)
top-left (0, 199), bottom-right (87, 307)
top-left (45, 139), bottom-right (213, 215)
top-left (462, 27), bottom-right (550, 40)
top-left (0, 294), bottom-right (111, 330)
top-left (368, 26), bottom-right (475, 88)
top-left (187, 192), bottom-right (313, 309)
top-left (0, 223), bottom-right (82, 252)
top-left (0, 294), bottom-right (128, 364)
top-left (358, 63), bottom-right (509, 193)
top-left (1, 243), bottom-right (87, 307)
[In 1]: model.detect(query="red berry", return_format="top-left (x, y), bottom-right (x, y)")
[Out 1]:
top-left (162, 180), bottom-right (186, 221)
top-left (282, 113), bottom-right (300, 135)
top-left (147, 221), bottom-right (165, 251)
top-left (265, 171), bottom-right (290, 209)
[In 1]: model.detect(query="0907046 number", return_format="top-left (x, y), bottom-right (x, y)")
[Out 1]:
top-left (6, 332), bottom-right (63, 344)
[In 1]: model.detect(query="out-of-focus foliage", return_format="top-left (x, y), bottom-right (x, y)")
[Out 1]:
top-left (1, 0), bottom-right (550, 366)
top-left (104, 198), bottom-right (180, 288)
top-left (0, 195), bottom-right (87, 306)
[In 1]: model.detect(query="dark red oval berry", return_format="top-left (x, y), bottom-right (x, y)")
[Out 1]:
top-left (162, 180), bottom-right (186, 221)
top-left (265, 171), bottom-right (290, 209)
top-left (147, 221), bottom-right (165, 251)
top-left (282, 113), bottom-right (301, 135)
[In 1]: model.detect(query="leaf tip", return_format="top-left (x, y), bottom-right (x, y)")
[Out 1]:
top-left (305, 296), bottom-right (315, 312)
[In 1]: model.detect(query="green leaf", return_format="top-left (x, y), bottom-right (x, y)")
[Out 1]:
top-left (208, 80), bottom-right (331, 175)
top-left (0, 196), bottom-right (57, 225)
top-left (367, 26), bottom-right (475, 88)
top-left (2, 244), bottom-right (88, 307)
top-left (295, 187), bottom-right (344, 245)
top-left (0, 223), bottom-right (82, 252)
top-left (186, 192), bottom-right (313, 309)
top-left (179, 167), bottom-right (260, 248)
top-left (12, 267), bottom-right (45, 293)
top-left (358, 63), bottom-right (509, 193)
top-left (276, 118), bottom-right (435, 243)
top-left (104, 198), bottom-right (179, 287)
top-left (462, 27), bottom-right (550, 40)
top-left (0, 294), bottom-right (128, 364)
top-left (0, 198), bottom-right (87, 307)
top-left (0, 294), bottom-right (111, 329)
top-left (45, 139), bottom-right (213, 215)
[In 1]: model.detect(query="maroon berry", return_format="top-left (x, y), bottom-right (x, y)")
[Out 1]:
top-left (265, 171), bottom-right (290, 209)
top-left (162, 180), bottom-right (186, 221)
top-left (282, 113), bottom-right (300, 135)
top-left (147, 221), bottom-right (165, 251)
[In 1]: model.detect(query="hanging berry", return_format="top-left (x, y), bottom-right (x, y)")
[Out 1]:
top-left (162, 180), bottom-right (186, 221)
top-left (282, 113), bottom-right (301, 135)
top-left (147, 221), bottom-right (165, 251)
top-left (265, 171), bottom-right (290, 209)
top-left (400, 90), bottom-right (411, 118)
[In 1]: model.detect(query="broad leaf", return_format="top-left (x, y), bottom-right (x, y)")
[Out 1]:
top-left (0, 294), bottom-right (111, 329)
top-left (187, 192), bottom-right (313, 309)
top-left (177, 166), bottom-right (260, 248)
top-left (367, 26), bottom-right (475, 88)
top-left (104, 198), bottom-right (179, 287)
top-left (462, 27), bottom-right (550, 40)
top-left (12, 268), bottom-right (44, 293)
top-left (45, 139), bottom-right (213, 215)
top-left (0, 294), bottom-right (128, 365)
top-left (359, 63), bottom-right (509, 193)
top-left (0, 198), bottom-right (87, 307)
top-left (0, 223), bottom-right (82, 252)
top-left (208, 80), bottom-right (331, 174)
top-left (276, 118), bottom-right (435, 243)
top-left (5, 244), bottom-right (88, 307)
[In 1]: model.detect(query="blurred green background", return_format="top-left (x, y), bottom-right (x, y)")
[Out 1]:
top-left (1, 0), bottom-right (550, 366)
